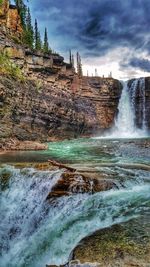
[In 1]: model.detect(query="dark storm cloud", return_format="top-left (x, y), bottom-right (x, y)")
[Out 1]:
top-left (129, 58), bottom-right (150, 72)
top-left (31, 0), bottom-right (150, 68)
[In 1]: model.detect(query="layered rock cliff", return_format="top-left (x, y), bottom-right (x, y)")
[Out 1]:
top-left (0, 0), bottom-right (22, 38)
top-left (0, 75), bottom-right (121, 149)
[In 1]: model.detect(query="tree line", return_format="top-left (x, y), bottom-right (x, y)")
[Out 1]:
top-left (14, 0), bottom-right (51, 53)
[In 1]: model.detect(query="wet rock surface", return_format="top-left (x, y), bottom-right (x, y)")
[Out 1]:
top-left (46, 171), bottom-right (117, 199)
top-left (71, 217), bottom-right (150, 267)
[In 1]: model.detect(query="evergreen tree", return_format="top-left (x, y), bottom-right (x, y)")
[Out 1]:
top-left (71, 54), bottom-right (74, 68)
top-left (43, 28), bottom-right (49, 53)
top-left (23, 7), bottom-right (34, 48)
top-left (14, 0), bottom-right (27, 29)
top-left (69, 50), bottom-right (72, 64)
top-left (34, 19), bottom-right (42, 50)
top-left (77, 52), bottom-right (83, 77)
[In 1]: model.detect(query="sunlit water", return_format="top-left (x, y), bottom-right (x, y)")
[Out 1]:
top-left (0, 138), bottom-right (150, 266)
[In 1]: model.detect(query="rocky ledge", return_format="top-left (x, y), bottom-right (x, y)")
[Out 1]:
top-left (0, 139), bottom-right (48, 151)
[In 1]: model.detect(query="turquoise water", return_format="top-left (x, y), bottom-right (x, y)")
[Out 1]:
top-left (1, 137), bottom-right (149, 165)
top-left (46, 137), bottom-right (150, 164)
top-left (0, 137), bottom-right (150, 266)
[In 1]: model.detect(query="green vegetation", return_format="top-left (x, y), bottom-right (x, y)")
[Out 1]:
top-left (14, 0), bottom-right (27, 29)
top-left (43, 27), bottom-right (51, 53)
top-left (34, 19), bottom-right (42, 50)
top-left (13, 0), bottom-right (52, 53)
top-left (23, 7), bottom-right (34, 49)
top-left (0, 53), bottom-right (25, 81)
top-left (35, 80), bottom-right (42, 92)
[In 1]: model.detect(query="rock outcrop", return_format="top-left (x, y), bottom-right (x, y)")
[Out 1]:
top-left (46, 171), bottom-right (117, 199)
top-left (71, 217), bottom-right (150, 267)
top-left (0, 0), bottom-right (22, 37)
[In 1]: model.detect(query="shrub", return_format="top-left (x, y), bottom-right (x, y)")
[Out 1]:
top-left (0, 52), bottom-right (25, 81)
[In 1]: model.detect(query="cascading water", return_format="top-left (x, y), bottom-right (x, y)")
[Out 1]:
top-left (115, 77), bottom-right (148, 137)
top-left (114, 81), bottom-right (136, 137)
top-left (0, 161), bottom-right (150, 267)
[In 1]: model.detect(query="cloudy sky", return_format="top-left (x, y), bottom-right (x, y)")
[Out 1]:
top-left (30, 0), bottom-right (150, 79)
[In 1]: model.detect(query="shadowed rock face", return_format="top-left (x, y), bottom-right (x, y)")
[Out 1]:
top-left (128, 77), bottom-right (150, 130)
top-left (144, 77), bottom-right (150, 129)
top-left (0, 75), bottom-right (122, 146)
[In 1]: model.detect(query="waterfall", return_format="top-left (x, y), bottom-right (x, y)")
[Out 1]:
top-left (115, 81), bottom-right (136, 137)
top-left (94, 77), bottom-right (148, 139)
top-left (115, 78), bottom-right (148, 137)
top-left (111, 78), bottom-right (148, 138)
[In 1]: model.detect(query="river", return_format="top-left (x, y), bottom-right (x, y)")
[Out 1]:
top-left (0, 137), bottom-right (150, 267)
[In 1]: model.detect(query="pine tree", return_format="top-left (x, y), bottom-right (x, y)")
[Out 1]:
top-left (23, 7), bottom-right (34, 48)
top-left (34, 19), bottom-right (42, 50)
top-left (43, 28), bottom-right (49, 53)
top-left (77, 52), bottom-right (83, 77)
top-left (14, 0), bottom-right (27, 29)
top-left (69, 50), bottom-right (72, 64)
top-left (71, 54), bottom-right (74, 68)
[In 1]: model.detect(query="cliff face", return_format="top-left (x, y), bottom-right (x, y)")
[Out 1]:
top-left (143, 77), bottom-right (150, 129)
top-left (0, 24), bottom-right (73, 84)
top-left (0, 0), bottom-right (22, 37)
top-left (0, 2), bottom-right (122, 146)
top-left (0, 75), bottom-right (121, 146)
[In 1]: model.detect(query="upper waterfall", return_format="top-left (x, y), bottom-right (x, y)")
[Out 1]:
top-left (114, 77), bottom-right (148, 138)
top-left (94, 77), bottom-right (148, 139)
top-left (115, 81), bottom-right (136, 137)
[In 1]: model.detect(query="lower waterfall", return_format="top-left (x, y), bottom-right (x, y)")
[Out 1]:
top-left (0, 163), bottom-right (150, 267)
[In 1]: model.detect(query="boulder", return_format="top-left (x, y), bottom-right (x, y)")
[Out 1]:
top-left (46, 172), bottom-right (117, 199)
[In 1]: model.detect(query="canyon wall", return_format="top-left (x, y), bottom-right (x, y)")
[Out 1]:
top-left (145, 78), bottom-right (150, 129)
top-left (0, 75), bottom-right (121, 147)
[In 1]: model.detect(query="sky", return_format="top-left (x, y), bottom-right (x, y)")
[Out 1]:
top-left (29, 0), bottom-right (150, 80)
